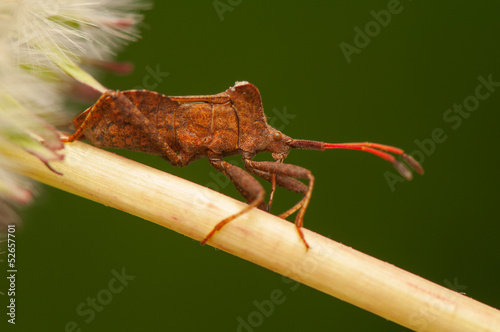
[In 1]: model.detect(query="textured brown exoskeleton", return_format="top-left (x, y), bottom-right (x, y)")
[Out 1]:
top-left (63, 81), bottom-right (423, 248)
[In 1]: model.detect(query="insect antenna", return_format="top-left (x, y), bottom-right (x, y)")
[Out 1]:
top-left (289, 140), bottom-right (424, 181)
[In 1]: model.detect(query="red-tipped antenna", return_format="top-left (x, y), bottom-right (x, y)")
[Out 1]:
top-left (289, 140), bottom-right (423, 180)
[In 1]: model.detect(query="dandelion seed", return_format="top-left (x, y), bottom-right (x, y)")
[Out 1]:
top-left (0, 0), bottom-right (149, 229)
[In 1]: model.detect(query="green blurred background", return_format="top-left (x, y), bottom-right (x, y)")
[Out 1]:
top-left (4, 1), bottom-right (500, 331)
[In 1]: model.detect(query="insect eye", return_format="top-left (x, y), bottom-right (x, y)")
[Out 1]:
top-left (273, 132), bottom-right (282, 141)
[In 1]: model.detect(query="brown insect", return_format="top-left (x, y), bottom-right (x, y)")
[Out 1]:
top-left (63, 81), bottom-right (423, 248)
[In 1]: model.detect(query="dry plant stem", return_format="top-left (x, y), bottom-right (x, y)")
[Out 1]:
top-left (1, 139), bottom-right (500, 332)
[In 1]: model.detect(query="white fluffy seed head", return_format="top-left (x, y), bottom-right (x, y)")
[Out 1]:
top-left (0, 0), bottom-right (148, 227)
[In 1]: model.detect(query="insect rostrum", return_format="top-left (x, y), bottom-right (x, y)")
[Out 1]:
top-left (63, 81), bottom-right (423, 248)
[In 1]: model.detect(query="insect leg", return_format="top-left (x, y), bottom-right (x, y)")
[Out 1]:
top-left (267, 159), bottom-right (284, 212)
top-left (268, 174), bottom-right (276, 212)
top-left (246, 168), bottom-right (308, 196)
top-left (61, 91), bottom-right (114, 142)
top-left (201, 157), bottom-right (266, 245)
top-left (246, 167), bottom-right (308, 214)
top-left (245, 160), bottom-right (314, 249)
top-left (240, 167), bottom-right (275, 212)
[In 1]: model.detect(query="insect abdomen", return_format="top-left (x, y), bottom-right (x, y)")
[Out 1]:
top-left (76, 89), bottom-right (239, 159)
top-left (77, 90), bottom-right (177, 155)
